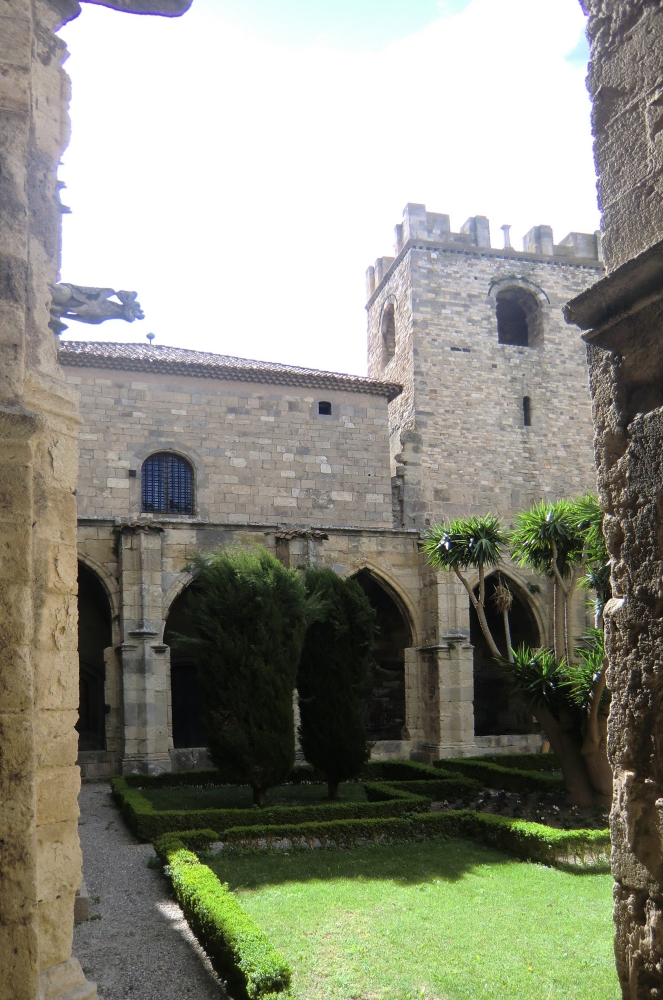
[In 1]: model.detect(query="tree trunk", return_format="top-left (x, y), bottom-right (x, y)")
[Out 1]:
top-left (580, 659), bottom-right (611, 803)
top-left (328, 779), bottom-right (340, 801)
top-left (454, 567), bottom-right (501, 658)
top-left (503, 609), bottom-right (513, 663)
top-left (553, 580), bottom-right (559, 660)
top-left (253, 786), bottom-right (267, 807)
top-left (562, 591), bottom-right (570, 662)
top-left (533, 702), bottom-right (599, 806)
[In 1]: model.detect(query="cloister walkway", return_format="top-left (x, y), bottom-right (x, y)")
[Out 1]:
top-left (74, 783), bottom-right (226, 1000)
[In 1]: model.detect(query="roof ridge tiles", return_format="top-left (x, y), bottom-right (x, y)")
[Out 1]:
top-left (58, 341), bottom-right (402, 400)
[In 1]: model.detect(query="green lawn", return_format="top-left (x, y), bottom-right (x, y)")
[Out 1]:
top-left (209, 839), bottom-right (619, 1000)
top-left (142, 781), bottom-right (367, 811)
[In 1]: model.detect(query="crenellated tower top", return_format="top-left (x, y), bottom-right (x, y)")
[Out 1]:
top-left (366, 202), bottom-right (602, 301)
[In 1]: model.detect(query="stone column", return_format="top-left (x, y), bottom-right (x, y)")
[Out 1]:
top-left (410, 562), bottom-right (476, 759)
top-left (569, 5), bottom-right (663, 993)
top-left (104, 645), bottom-right (123, 758)
top-left (118, 523), bottom-right (173, 774)
top-left (1, 0), bottom-right (191, 994)
top-left (0, 1), bottom-right (94, 996)
top-left (403, 646), bottom-right (427, 745)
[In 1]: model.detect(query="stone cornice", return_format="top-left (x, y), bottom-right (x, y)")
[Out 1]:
top-left (76, 514), bottom-right (421, 538)
top-left (564, 236), bottom-right (663, 338)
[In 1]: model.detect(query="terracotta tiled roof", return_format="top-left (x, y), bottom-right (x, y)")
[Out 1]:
top-left (58, 341), bottom-right (402, 401)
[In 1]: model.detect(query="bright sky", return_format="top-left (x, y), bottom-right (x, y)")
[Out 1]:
top-left (58, 0), bottom-right (597, 376)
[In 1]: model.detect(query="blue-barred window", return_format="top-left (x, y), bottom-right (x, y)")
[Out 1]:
top-left (141, 453), bottom-right (193, 515)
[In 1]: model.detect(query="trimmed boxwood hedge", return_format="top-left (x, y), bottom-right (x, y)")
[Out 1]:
top-left (217, 810), bottom-right (610, 868)
top-left (478, 753), bottom-right (561, 772)
top-left (433, 758), bottom-right (565, 793)
top-left (360, 760), bottom-right (459, 781)
top-left (378, 778), bottom-right (481, 800)
top-left (123, 764), bottom-right (325, 790)
top-left (161, 839), bottom-right (291, 999)
top-left (111, 775), bottom-right (431, 841)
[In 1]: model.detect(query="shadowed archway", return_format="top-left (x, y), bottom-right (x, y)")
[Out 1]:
top-left (77, 562), bottom-right (112, 751)
top-left (470, 574), bottom-right (540, 736)
top-left (164, 587), bottom-right (207, 748)
top-left (352, 569), bottom-right (411, 741)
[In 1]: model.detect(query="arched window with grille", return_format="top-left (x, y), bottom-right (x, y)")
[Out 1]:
top-left (141, 452), bottom-right (194, 515)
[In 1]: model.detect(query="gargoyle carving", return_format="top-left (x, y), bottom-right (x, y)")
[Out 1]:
top-left (49, 283), bottom-right (144, 335)
top-left (81, 0), bottom-right (193, 15)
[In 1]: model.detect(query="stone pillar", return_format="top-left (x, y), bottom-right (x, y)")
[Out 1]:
top-left (403, 646), bottom-right (427, 745)
top-left (104, 645), bottom-right (123, 757)
top-left (409, 562), bottom-right (476, 759)
top-left (0, 1), bottom-right (93, 996)
top-left (118, 523), bottom-right (173, 774)
top-left (1, 0), bottom-right (191, 994)
top-left (568, 5), bottom-right (663, 994)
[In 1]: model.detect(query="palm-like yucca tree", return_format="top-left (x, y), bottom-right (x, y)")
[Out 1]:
top-left (500, 632), bottom-right (611, 806)
top-left (422, 514), bottom-right (507, 658)
top-left (509, 499), bottom-right (584, 660)
top-left (567, 493), bottom-right (611, 628)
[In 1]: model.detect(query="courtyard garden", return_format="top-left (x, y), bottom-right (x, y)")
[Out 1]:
top-left (111, 509), bottom-right (619, 998)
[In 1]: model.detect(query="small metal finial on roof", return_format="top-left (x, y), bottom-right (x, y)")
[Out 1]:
top-left (146, 332), bottom-right (155, 344)
top-left (500, 224), bottom-right (512, 249)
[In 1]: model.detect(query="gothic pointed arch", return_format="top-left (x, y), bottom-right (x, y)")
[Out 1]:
top-left (350, 567), bottom-right (412, 742)
top-left (470, 571), bottom-right (541, 737)
top-left (77, 561), bottom-right (113, 751)
top-left (163, 581), bottom-right (207, 749)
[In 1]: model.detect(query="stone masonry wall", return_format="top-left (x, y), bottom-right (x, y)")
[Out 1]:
top-left (367, 205), bottom-right (603, 528)
top-left (0, 2), bottom-right (91, 998)
top-left (64, 364), bottom-right (394, 527)
top-left (570, 4), bottom-right (663, 996)
top-left (583, 1), bottom-right (663, 273)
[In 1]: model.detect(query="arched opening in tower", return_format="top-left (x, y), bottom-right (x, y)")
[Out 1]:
top-left (352, 569), bottom-right (409, 741)
top-left (164, 587), bottom-right (207, 749)
top-left (496, 288), bottom-right (539, 346)
top-left (77, 562), bottom-right (112, 751)
top-left (470, 574), bottom-right (540, 736)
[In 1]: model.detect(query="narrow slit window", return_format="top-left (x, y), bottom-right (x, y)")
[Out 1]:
top-left (142, 452), bottom-right (194, 514)
top-left (523, 396), bottom-right (532, 426)
top-left (381, 303), bottom-right (396, 366)
top-left (318, 401), bottom-right (332, 415)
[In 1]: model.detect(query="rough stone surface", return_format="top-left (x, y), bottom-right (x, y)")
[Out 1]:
top-left (582, 1), bottom-right (663, 273)
top-left (573, 3), bottom-right (663, 995)
top-left (74, 783), bottom-right (225, 999)
top-left (0, 1), bottom-right (190, 997)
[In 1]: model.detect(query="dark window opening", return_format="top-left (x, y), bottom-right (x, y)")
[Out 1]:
top-left (471, 575), bottom-right (540, 736)
top-left (318, 401), bottom-right (332, 415)
top-left (496, 288), bottom-right (540, 346)
top-left (523, 396), bottom-right (531, 426)
top-left (142, 452), bottom-right (193, 514)
top-left (381, 303), bottom-right (396, 366)
top-left (77, 562), bottom-right (112, 752)
top-left (353, 570), bottom-right (409, 741)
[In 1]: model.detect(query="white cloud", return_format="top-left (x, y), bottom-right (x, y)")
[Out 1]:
top-left (58, 0), bottom-right (597, 375)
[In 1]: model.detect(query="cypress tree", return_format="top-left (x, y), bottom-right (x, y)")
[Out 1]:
top-left (297, 568), bottom-right (376, 800)
top-left (177, 546), bottom-right (310, 806)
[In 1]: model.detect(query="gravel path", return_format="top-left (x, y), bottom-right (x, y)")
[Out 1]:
top-left (74, 783), bottom-right (227, 1000)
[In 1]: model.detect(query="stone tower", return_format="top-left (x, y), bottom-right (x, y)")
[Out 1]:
top-left (366, 203), bottom-right (604, 530)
